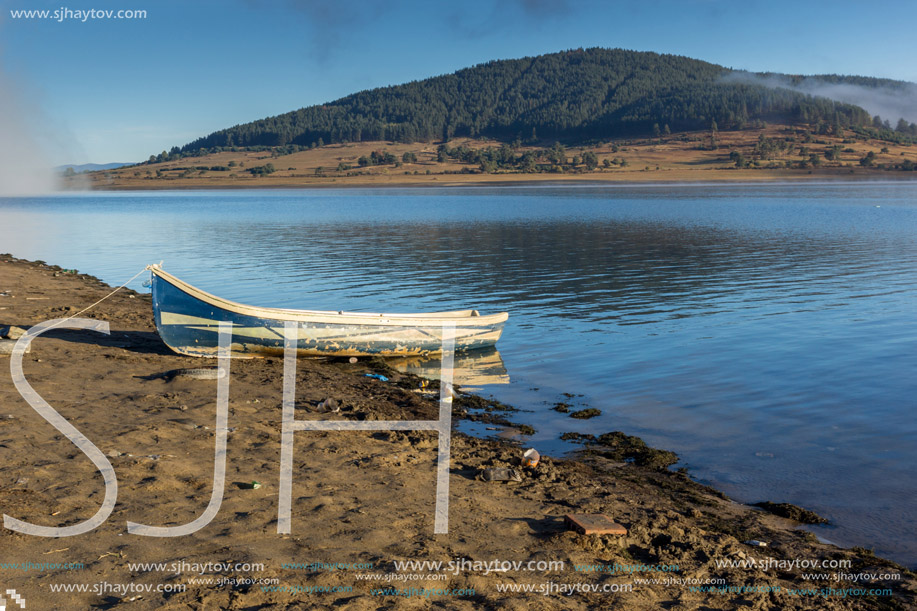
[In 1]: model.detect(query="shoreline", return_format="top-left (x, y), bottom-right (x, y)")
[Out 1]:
top-left (83, 171), bottom-right (917, 192)
top-left (1, 254), bottom-right (914, 609)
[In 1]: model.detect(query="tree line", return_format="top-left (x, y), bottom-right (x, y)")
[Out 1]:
top-left (163, 48), bottom-right (912, 159)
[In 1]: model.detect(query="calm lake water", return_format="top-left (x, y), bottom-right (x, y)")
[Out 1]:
top-left (1, 183), bottom-right (915, 565)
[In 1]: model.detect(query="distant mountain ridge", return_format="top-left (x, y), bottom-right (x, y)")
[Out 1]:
top-left (177, 48), bottom-right (914, 154)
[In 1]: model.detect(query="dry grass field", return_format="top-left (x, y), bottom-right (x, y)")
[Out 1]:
top-left (74, 125), bottom-right (917, 190)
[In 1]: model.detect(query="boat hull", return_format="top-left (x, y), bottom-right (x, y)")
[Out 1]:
top-left (150, 267), bottom-right (507, 357)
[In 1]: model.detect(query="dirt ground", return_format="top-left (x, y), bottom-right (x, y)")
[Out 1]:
top-left (0, 254), bottom-right (914, 610)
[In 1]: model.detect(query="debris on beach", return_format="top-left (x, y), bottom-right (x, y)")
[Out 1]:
top-left (564, 514), bottom-right (628, 536)
top-left (522, 448), bottom-right (540, 468)
top-left (148, 367), bottom-right (225, 381)
top-left (745, 540), bottom-right (768, 547)
top-left (0, 340), bottom-right (29, 355)
top-left (363, 373), bottom-right (389, 382)
top-left (316, 398), bottom-right (340, 413)
top-left (477, 467), bottom-right (522, 482)
top-left (0, 325), bottom-right (28, 339)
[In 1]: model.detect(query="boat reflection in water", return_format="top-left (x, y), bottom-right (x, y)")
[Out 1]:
top-left (387, 347), bottom-right (509, 390)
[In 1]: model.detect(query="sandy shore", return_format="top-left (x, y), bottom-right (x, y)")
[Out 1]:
top-left (0, 255), bottom-right (914, 610)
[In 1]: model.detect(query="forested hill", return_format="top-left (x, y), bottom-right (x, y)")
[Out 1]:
top-left (180, 48), bottom-right (880, 153)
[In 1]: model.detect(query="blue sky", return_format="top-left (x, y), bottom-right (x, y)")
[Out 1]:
top-left (2, 0), bottom-right (916, 164)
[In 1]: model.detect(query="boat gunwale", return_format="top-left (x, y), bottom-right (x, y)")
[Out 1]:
top-left (148, 265), bottom-right (509, 327)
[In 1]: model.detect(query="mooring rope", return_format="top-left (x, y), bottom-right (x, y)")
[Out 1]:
top-left (37, 266), bottom-right (151, 334)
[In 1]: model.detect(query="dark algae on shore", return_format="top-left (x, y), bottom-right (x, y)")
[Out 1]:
top-left (564, 430), bottom-right (680, 470)
top-left (755, 501), bottom-right (830, 525)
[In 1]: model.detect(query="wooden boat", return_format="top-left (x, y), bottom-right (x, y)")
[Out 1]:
top-left (148, 264), bottom-right (508, 357)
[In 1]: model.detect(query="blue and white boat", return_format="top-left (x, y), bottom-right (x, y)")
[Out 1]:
top-left (148, 264), bottom-right (508, 357)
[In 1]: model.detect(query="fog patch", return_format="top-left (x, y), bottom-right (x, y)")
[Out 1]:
top-left (0, 29), bottom-right (93, 196)
top-left (724, 71), bottom-right (917, 125)
top-left (0, 79), bottom-right (63, 196)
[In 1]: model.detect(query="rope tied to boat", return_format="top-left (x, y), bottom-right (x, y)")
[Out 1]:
top-left (37, 266), bottom-right (151, 334)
